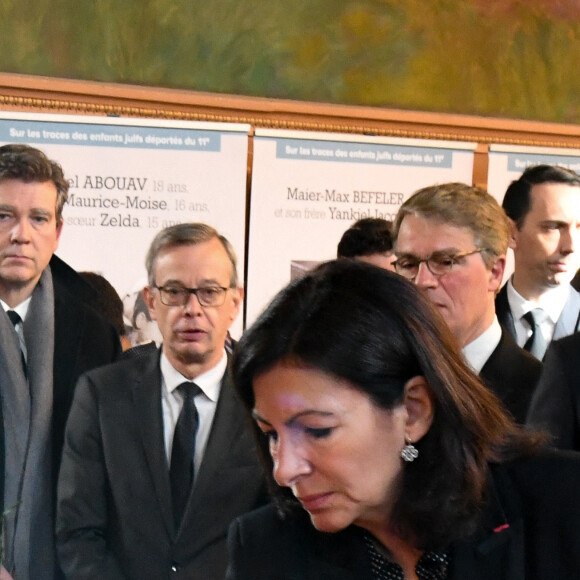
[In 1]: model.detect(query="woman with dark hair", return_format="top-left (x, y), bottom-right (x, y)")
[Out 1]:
top-left (227, 259), bottom-right (580, 579)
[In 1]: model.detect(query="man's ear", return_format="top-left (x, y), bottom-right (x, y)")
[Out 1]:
top-left (142, 286), bottom-right (157, 322)
top-left (229, 286), bottom-right (244, 323)
top-left (402, 376), bottom-right (434, 443)
top-left (508, 217), bottom-right (519, 250)
top-left (489, 255), bottom-right (506, 293)
top-left (55, 219), bottom-right (63, 247)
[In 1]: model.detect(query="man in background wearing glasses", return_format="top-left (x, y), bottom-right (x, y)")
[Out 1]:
top-left (392, 182), bottom-right (541, 423)
top-left (56, 223), bottom-right (267, 580)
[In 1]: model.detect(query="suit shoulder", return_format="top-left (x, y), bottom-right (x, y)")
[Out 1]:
top-left (481, 330), bottom-right (541, 422)
top-left (495, 284), bottom-right (509, 312)
top-left (487, 330), bottom-right (541, 381)
top-left (500, 329), bottom-right (540, 372)
top-left (541, 333), bottom-right (580, 382)
top-left (502, 449), bottom-right (580, 500)
top-left (54, 279), bottom-right (120, 342)
top-left (549, 331), bottom-right (580, 356)
top-left (233, 504), bottom-right (283, 531)
top-left (121, 342), bottom-right (158, 360)
top-left (231, 504), bottom-right (316, 552)
top-left (80, 349), bottom-right (159, 385)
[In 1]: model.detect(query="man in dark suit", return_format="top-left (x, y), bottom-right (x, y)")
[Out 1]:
top-left (57, 223), bottom-right (267, 580)
top-left (0, 144), bottom-right (121, 580)
top-left (392, 182), bottom-right (541, 422)
top-left (526, 331), bottom-right (580, 450)
top-left (497, 164), bottom-right (580, 360)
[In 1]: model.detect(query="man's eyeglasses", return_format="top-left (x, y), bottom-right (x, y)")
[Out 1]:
top-left (393, 248), bottom-right (488, 280)
top-left (153, 284), bottom-right (230, 307)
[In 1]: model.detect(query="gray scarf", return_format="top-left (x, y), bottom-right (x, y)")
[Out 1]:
top-left (1, 267), bottom-right (55, 579)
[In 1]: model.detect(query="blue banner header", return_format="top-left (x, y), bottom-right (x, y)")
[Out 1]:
top-left (274, 138), bottom-right (454, 168)
top-left (0, 119), bottom-right (223, 151)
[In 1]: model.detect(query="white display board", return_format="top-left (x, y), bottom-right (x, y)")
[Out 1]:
top-left (246, 129), bottom-right (476, 325)
top-left (487, 144), bottom-right (580, 204)
top-left (0, 112), bottom-right (250, 342)
top-left (487, 144), bottom-right (580, 282)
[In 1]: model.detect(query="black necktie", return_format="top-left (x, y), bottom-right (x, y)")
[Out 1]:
top-left (7, 310), bottom-right (27, 377)
top-left (523, 309), bottom-right (548, 360)
top-left (170, 381), bottom-right (201, 529)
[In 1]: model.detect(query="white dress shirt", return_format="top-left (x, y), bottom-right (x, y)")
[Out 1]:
top-left (160, 350), bottom-right (226, 473)
top-left (506, 278), bottom-right (569, 348)
top-left (462, 316), bottom-right (502, 374)
top-left (1, 296), bottom-right (32, 360)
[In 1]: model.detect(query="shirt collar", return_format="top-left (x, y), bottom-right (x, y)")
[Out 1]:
top-left (462, 316), bottom-right (502, 374)
top-left (1, 296), bottom-right (32, 321)
top-left (506, 278), bottom-right (569, 324)
top-left (160, 349), bottom-right (227, 403)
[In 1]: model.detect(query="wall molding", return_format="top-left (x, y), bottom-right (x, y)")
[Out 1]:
top-left (0, 72), bottom-right (579, 149)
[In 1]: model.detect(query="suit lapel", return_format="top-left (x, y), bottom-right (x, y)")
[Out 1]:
top-left (479, 330), bottom-right (508, 397)
top-left (300, 524), bottom-right (372, 579)
top-left (52, 282), bottom-right (87, 482)
top-left (53, 284), bottom-right (83, 402)
top-left (451, 522), bottom-right (524, 580)
top-left (553, 288), bottom-right (580, 340)
top-left (131, 350), bottom-right (174, 538)
top-left (495, 285), bottom-right (517, 340)
top-left (187, 370), bottom-right (241, 505)
top-left (177, 367), bottom-right (259, 550)
top-left (451, 464), bottom-right (525, 580)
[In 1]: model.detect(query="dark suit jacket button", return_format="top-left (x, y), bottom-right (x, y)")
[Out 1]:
top-left (171, 564), bottom-right (179, 573)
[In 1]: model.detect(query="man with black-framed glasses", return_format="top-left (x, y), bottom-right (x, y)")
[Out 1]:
top-left (57, 223), bottom-right (267, 580)
top-left (392, 182), bottom-right (541, 423)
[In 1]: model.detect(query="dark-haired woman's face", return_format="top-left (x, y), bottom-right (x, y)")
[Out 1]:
top-left (252, 361), bottom-right (408, 534)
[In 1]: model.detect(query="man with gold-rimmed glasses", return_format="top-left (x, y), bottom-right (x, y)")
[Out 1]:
top-left (57, 223), bottom-right (267, 580)
top-left (392, 182), bottom-right (541, 423)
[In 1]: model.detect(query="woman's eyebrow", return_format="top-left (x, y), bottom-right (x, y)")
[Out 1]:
top-left (252, 408), bottom-right (334, 425)
top-left (251, 409), bottom-right (270, 424)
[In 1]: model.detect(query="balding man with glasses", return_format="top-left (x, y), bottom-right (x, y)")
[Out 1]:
top-left (56, 223), bottom-right (267, 580)
top-left (392, 183), bottom-right (541, 423)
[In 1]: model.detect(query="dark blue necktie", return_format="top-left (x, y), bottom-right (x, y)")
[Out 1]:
top-left (170, 381), bottom-right (201, 529)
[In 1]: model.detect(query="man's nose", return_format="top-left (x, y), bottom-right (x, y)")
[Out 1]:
top-left (413, 261), bottom-right (438, 289)
top-left (561, 225), bottom-right (580, 255)
top-left (10, 218), bottom-right (32, 243)
top-left (182, 291), bottom-right (204, 315)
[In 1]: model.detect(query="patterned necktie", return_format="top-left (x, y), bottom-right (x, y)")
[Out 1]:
top-left (170, 381), bottom-right (201, 529)
top-left (523, 308), bottom-right (548, 360)
top-left (7, 310), bottom-right (27, 377)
